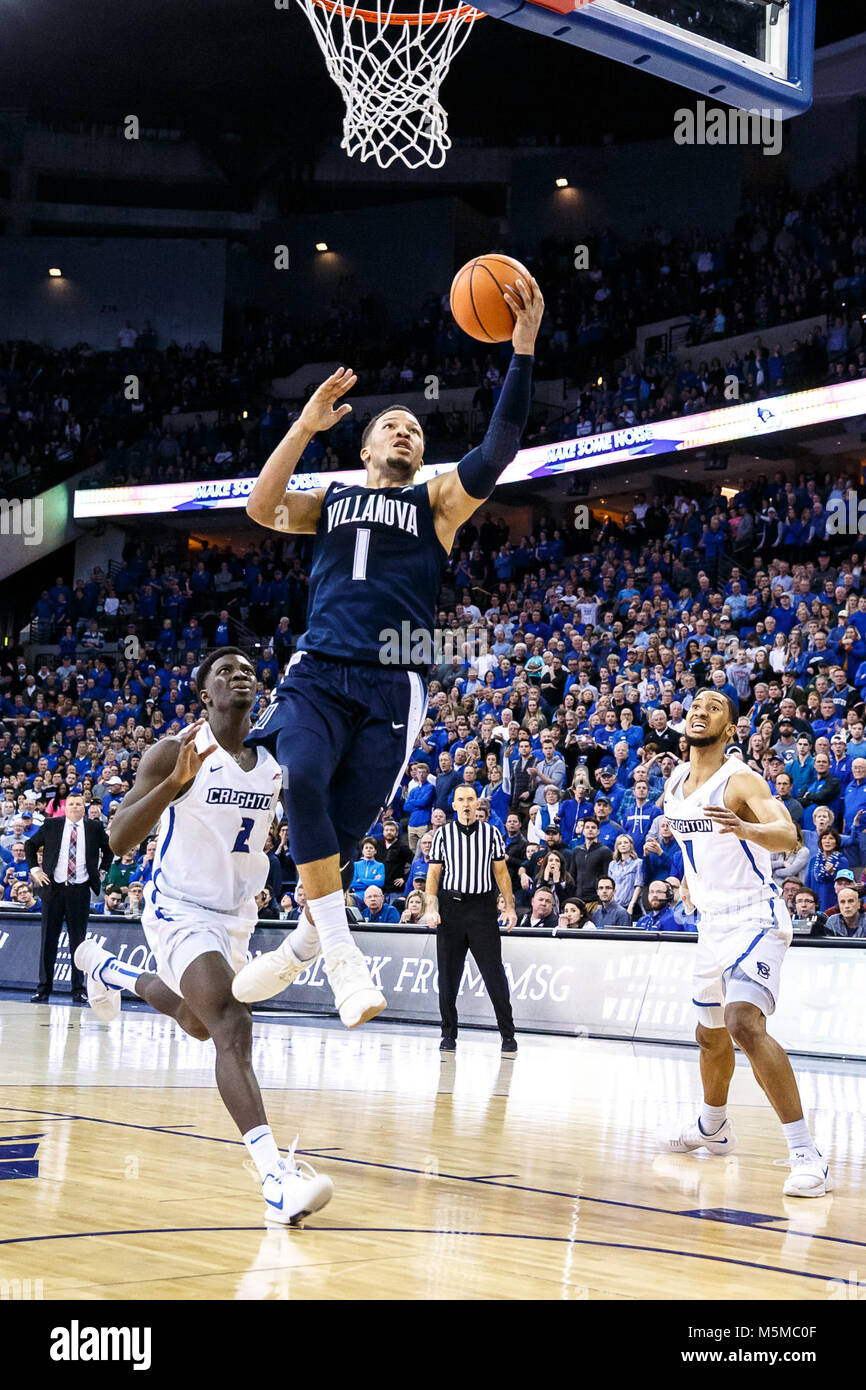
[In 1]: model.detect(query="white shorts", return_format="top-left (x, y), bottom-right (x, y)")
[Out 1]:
top-left (141, 891), bottom-right (255, 1000)
top-left (692, 897), bottom-right (792, 1030)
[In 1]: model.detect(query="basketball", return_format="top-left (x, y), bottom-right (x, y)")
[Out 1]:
top-left (449, 253), bottom-right (532, 343)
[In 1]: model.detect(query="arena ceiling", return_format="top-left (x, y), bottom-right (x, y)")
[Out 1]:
top-left (0, 1), bottom-right (861, 154)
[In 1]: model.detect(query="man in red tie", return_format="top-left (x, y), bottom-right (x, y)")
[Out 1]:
top-left (25, 793), bottom-right (112, 1003)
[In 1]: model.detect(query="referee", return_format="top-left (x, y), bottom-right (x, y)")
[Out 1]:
top-left (425, 785), bottom-right (518, 1054)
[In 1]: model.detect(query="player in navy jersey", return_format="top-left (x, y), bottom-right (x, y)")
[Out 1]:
top-left (232, 274), bottom-right (544, 1023)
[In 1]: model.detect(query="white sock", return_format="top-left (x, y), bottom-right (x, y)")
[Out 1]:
top-left (782, 1118), bottom-right (815, 1155)
top-left (307, 889), bottom-right (353, 956)
top-left (243, 1125), bottom-right (283, 1183)
top-left (289, 910), bottom-right (321, 961)
top-left (699, 1103), bottom-right (727, 1136)
top-left (96, 955), bottom-right (141, 992)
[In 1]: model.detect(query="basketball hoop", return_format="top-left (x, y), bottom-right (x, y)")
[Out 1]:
top-left (296, 0), bottom-right (484, 170)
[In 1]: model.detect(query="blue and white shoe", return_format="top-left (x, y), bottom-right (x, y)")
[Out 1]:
top-left (261, 1137), bottom-right (334, 1226)
top-left (73, 939), bottom-right (121, 1023)
top-left (665, 1117), bottom-right (737, 1156)
top-left (783, 1149), bottom-right (833, 1197)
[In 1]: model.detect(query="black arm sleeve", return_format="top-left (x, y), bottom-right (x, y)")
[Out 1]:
top-left (456, 353), bottom-right (534, 501)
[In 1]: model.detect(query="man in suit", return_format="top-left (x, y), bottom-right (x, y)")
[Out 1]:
top-left (516, 887), bottom-right (559, 932)
top-left (26, 791), bottom-right (113, 1003)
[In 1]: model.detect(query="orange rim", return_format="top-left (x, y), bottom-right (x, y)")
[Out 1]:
top-left (310, 0), bottom-right (482, 23)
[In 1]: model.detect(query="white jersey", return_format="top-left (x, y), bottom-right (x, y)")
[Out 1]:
top-left (663, 757), bottom-right (781, 922)
top-left (148, 722), bottom-right (283, 921)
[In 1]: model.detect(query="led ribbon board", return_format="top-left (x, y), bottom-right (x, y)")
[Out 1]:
top-left (74, 375), bottom-right (866, 520)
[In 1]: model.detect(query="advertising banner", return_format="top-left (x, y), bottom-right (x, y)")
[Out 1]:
top-left (73, 376), bottom-right (866, 519)
top-left (3, 916), bottom-right (863, 1058)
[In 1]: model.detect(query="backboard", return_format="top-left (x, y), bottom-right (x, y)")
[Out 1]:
top-left (472, 0), bottom-right (816, 118)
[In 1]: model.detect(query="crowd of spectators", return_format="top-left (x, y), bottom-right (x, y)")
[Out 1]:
top-left (6, 456), bottom-right (866, 942)
top-left (3, 167), bottom-right (866, 501)
top-left (534, 169), bottom-right (866, 369)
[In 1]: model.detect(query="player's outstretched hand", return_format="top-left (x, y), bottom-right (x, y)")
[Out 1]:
top-left (704, 803), bottom-right (745, 837)
top-left (298, 367), bottom-right (358, 435)
top-left (503, 274), bottom-right (544, 355)
top-left (169, 719), bottom-right (217, 790)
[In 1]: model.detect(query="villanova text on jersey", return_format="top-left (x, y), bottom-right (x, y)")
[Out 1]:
top-left (326, 491), bottom-right (420, 537)
top-left (299, 480), bottom-right (448, 670)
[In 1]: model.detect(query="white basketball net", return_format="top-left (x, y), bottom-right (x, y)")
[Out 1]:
top-left (296, 0), bottom-right (483, 170)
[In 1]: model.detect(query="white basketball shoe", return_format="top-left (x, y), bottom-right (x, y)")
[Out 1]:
top-left (261, 1138), bottom-right (334, 1226)
top-left (323, 942), bottom-right (386, 1028)
top-left (231, 938), bottom-right (318, 1004)
top-left (73, 939), bottom-right (122, 1023)
top-left (783, 1149), bottom-right (833, 1198)
top-left (665, 1117), bottom-right (738, 1156)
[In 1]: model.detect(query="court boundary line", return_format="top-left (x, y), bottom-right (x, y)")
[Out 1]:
top-left (0, 1222), bottom-right (848, 1287)
top-left (0, 1101), bottom-right (859, 1254)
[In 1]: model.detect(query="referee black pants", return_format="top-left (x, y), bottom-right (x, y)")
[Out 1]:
top-left (436, 890), bottom-right (515, 1040)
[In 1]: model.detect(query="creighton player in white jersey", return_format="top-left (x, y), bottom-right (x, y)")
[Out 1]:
top-left (662, 687), bottom-right (832, 1198)
top-left (74, 649), bottom-right (333, 1225)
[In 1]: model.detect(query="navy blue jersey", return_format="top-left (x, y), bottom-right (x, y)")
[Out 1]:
top-left (298, 480), bottom-right (448, 668)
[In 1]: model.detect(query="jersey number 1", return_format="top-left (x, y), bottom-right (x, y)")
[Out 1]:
top-left (352, 527), bottom-right (370, 581)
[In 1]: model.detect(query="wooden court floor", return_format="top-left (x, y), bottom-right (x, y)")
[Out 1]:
top-left (0, 998), bottom-right (863, 1301)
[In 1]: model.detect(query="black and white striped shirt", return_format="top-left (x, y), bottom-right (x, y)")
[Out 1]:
top-left (429, 819), bottom-right (506, 894)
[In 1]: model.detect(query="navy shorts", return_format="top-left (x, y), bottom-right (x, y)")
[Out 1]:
top-left (246, 650), bottom-right (427, 866)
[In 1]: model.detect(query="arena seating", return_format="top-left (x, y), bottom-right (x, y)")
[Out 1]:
top-left (5, 468), bottom-right (866, 941)
top-left (3, 166), bottom-right (865, 501)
